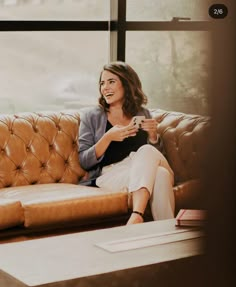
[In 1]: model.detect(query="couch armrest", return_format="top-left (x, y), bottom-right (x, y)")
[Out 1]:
top-left (173, 179), bottom-right (205, 215)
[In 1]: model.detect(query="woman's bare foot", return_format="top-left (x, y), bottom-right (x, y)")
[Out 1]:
top-left (126, 212), bottom-right (144, 225)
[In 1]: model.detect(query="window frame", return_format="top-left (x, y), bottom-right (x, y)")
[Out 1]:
top-left (0, 0), bottom-right (213, 62)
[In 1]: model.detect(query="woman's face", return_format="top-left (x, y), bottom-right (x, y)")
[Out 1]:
top-left (100, 70), bottom-right (125, 107)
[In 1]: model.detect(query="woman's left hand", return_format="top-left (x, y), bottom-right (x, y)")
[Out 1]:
top-left (141, 119), bottom-right (158, 142)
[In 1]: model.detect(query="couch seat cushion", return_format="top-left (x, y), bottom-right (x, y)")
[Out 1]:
top-left (0, 199), bottom-right (24, 230)
top-left (0, 183), bottom-right (128, 228)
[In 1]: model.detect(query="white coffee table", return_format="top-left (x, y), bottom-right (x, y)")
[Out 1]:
top-left (0, 219), bottom-right (204, 287)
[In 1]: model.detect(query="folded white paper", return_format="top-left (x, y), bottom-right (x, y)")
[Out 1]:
top-left (96, 229), bottom-right (204, 253)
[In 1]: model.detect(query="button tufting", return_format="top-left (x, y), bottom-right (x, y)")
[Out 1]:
top-left (0, 111), bottom-right (86, 190)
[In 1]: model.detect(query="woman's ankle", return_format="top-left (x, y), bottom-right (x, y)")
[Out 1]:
top-left (126, 211), bottom-right (144, 225)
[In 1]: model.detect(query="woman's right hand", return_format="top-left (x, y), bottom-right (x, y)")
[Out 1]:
top-left (105, 124), bottom-right (138, 142)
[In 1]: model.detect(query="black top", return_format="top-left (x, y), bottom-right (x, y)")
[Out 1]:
top-left (100, 120), bottom-right (148, 168)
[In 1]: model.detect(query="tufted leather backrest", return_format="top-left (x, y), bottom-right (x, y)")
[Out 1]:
top-left (151, 109), bottom-right (210, 184)
top-left (0, 109), bottom-right (210, 190)
top-left (0, 111), bottom-right (85, 189)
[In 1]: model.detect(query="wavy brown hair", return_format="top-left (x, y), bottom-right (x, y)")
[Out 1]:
top-left (98, 61), bottom-right (148, 117)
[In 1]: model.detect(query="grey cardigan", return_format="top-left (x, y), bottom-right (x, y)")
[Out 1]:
top-left (78, 105), bottom-right (159, 185)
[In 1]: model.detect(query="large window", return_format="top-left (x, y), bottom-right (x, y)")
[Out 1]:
top-left (0, 31), bottom-right (108, 113)
top-left (0, 0), bottom-right (109, 20)
top-left (127, 31), bottom-right (210, 115)
top-left (126, 0), bottom-right (211, 115)
top-left (0, 0), bottom-right (212, 115)
top-left (0, 0), bottom-right (109, 114)
top-left (127, 0), bottom-right (211, 21)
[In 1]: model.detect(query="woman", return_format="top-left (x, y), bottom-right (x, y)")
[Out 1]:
top-left (79, 61), bottom-right (174, 224)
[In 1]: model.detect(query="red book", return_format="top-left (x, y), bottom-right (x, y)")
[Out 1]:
top-left (175, 209), bottom-right (207, 227)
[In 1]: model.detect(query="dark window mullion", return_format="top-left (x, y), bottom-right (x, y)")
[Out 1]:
top-left (110, 0), bottom-right (126, 62)
top-left (116, 0), bottom-right (126, 61)
top-left (0, 20), bottom-right (108, 31)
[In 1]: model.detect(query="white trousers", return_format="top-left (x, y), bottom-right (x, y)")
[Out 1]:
top-left (96, 144), bottom-right (175, 220)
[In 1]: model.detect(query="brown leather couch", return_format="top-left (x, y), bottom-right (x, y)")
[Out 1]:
top-left (151, 109), bottom-right (209, 213)
top-left (0, 109), bottom-right (209, 234)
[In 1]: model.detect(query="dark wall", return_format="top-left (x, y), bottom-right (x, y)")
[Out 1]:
top-left (205, 1), bottom-right (236, 286)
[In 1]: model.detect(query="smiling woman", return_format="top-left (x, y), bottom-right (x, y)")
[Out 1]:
top-left (99, 63), bottom-right (148, 118)
top-left (79, 61), bottom-right (175, 225)
top-left (99, 71), bottom-right (126, 109)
